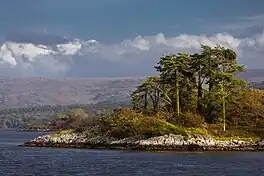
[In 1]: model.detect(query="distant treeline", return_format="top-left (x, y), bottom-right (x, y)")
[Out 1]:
top-left (0, 101), bottom-right (132, 128)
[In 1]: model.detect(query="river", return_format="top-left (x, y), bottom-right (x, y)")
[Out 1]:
top-left (0, 129), bottom-right (264, 175)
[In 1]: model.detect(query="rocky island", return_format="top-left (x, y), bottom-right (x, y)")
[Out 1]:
top-left (24, 130), bottom-right (264, 151)
top-left (23, 45), bottom-right (264, 151)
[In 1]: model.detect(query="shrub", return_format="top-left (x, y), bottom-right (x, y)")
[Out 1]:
top-left (54, 113), bottom-right (69, 121)
top-left (50, 108), bottom-right (101, 132)
top-left (98, 108), bottom-right (187, 138)
top-left (137, 117), bottom-right (186, 137)
top-left (169, 112), bottom-right (205, 128)
top-left (69, 108), bottom-right (89, 120)
top-left (70, 116), bottom-right (101, 132)
top-left (185, 128), bottom-right (208, 135)
top-left (154, 111), bottom-right (173, 121)
top-left (227, 89), bottom-right (264, 127)
top-left (106, 109), bottom-right (145, 138)
top-left (207, 124), bottom-right (259, 139)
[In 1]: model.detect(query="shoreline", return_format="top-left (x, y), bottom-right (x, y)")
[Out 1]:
top-left (22, 132), bottom-right (264, 152)
top-left (22, 142), bottom-right (264, 152)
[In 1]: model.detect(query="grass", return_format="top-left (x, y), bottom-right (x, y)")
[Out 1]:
top-left (185, 128), bottom-right (208, 135)
top-left (59, 129), bottom-right (74, 134)
top-left (157, 120), bottom-right (187, 135)
top-left (213, 136), bottom-right (261, 142)
top-left (152, 121), bottom-right (261, 142)
top-left (206, 124), bottom-right (262, 141)
top-left (51, 129), bottom-right (74, 137)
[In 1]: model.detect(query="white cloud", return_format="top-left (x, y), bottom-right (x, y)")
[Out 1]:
top-left (0, 30), bottom-right (264, 77)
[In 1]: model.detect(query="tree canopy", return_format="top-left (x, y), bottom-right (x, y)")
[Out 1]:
top-left (132, 45), bottom-right (248, 131)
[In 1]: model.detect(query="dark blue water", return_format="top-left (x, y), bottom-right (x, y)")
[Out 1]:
top-left (1, 129), bottom-right (264, 176)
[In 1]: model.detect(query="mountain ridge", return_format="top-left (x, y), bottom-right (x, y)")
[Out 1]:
top-left (0, 76), bottom-right (145, 108)
top-left (0, 70), bottom-right (263, 109)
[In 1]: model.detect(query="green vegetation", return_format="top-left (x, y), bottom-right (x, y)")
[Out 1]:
top-left (0, 104), bottom-right (89, 128)
top-left (213, 136), bottom-right (260, 142)
top-left (51, 129), bottom-right (74, 137)
top-left (0, 102), bottom-right (131, 128)
top-left (41, 44), bottom-right (264, 140)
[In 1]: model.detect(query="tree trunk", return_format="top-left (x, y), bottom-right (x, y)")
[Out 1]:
top-left (221, 85), bottom-right (226, 131)
top-left (176, 73), bottom-right (180, 116)
top-left (208, 55), bottom-right (213, 92)
top-left (197, 74), bottom-right (203, 114)
top-left (153, 89), bottom-right (159, 114)
top-left (144, 91), bottom-right (148, 112)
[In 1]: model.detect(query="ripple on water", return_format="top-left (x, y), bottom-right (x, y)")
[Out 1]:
top-left (1, 130), bottom-right (264, 175)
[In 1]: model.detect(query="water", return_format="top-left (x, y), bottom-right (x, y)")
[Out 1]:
top-left (1, 129), bottom-right (264, 176)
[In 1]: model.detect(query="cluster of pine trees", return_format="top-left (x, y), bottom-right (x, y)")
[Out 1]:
top-left (131, 45), bottom-right (248, 131)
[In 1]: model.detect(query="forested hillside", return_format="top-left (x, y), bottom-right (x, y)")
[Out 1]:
top-left (0, 101), bottom-right (131, 128)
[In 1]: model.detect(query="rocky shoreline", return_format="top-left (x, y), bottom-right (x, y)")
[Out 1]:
top-left (22, 131), bottom-right (264, 151)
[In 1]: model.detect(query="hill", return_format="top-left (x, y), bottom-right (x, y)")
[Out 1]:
top-left (237, 69), bottom-right (264, 82)
top-left (0, 69), bottom-right (264, 109)
top-left (0, 77), bottom-right (144, 109)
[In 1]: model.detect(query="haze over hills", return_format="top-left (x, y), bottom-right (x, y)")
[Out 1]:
top-left (0, 76), bottom-right (144, 109)
top-left (0, 69), bottom-right (263, 108)
top-left (237, 69), bottom-right (264, 82)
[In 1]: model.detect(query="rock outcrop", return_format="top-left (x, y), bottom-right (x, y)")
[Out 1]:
top-left (23, 132), bottom-right (264, 151)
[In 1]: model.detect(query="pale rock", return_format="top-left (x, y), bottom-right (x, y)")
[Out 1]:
top-left (25, 131), bottom-right (263, 151)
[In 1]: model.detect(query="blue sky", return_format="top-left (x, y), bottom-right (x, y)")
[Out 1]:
top-left (1, 0), bottom-right (263, 41)
top-left (0, 0), bottom-right (264, 77)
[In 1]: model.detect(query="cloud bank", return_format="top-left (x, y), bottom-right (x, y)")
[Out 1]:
top-left (0, 31), bottom-right (264, 77)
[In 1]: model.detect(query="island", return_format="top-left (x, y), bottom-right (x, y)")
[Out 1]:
top-left (23, 45), bottom-right (264, 151)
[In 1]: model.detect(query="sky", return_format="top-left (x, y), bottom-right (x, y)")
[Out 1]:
top-left (0, 0), bottom-right (264, 77)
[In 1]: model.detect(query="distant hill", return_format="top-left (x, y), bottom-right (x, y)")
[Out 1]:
top-left (237, 69), bottom-right (264, 89)
top-left (0, 77), bottom-right (144, 109)
top-left (237, 69), bottom-right (264, 82)
top-left (0, 69), bottom-right (263, 109)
